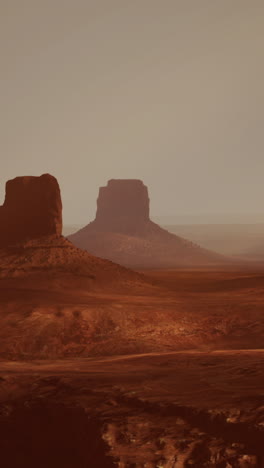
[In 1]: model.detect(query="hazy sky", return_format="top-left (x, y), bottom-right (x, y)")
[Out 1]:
top-left (1, 1), bottom-right (264, 224)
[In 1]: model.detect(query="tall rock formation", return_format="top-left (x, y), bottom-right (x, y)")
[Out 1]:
top-left (69, 179), bottom-right (224, 267)
top-left (95, 179), bottom-right (150, 234)
top-left (0, 174), bottom-right (62, 246)
top-left (0, 174), bottom-right (143, 291)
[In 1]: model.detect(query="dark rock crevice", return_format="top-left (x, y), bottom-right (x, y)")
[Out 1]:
top-left (110, 390), bottom-right (264, 464)
top-left (0, 402), bottom-right (116, 468)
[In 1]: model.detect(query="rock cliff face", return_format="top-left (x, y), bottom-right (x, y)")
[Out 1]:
top-left (95, 179), bottom-right (150, 234)
top-left (69, 179), bottom-right (225, 267)
top-left (0, 174), bottom-right (62, 246)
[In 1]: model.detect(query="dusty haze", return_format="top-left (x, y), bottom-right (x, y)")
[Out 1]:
top-left (1, 1), bottom-right (264, 224)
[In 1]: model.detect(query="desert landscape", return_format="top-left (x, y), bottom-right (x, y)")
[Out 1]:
top-left (1, 2), bottom-right (264, 466)
top-left (0, 174), bottom-right (263, 467)
top-left (68, 179), bottom-right (225, 268)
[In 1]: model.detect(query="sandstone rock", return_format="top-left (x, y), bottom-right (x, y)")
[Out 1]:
top-left (0, 174), bottom-right (146, 291)
top-left (69, 179), bottom-right (225, 267)
top-left (95, 179), bottom-right (150, 234)
top-left (0, 174), bottom-right (62, 246)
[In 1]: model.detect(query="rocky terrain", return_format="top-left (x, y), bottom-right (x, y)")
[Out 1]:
top-left (0, 174), bottom-right (263, 361)
top-left (0, 351), bottom-right (263, 467)
top-left (0, 174), bottom-right (159, 358)
top-left (0, 262), bottom-right (264, 359)
top-left (0, 174), bottom-right (263, 466)
top-left (68, 179), bottom-right (225, 268)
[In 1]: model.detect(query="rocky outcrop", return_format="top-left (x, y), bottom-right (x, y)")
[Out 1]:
top-left (0, 174), bottom-right (148, 291)
top-left (69, 179), bottom-right (225, 267)
top-left (0, 174), bottom-right (62, 246)
top-left (95, 179), bottom-right (150, 234)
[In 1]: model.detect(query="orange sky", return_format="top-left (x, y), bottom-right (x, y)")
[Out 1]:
top-left (1, 1), bottom-right (264, 223)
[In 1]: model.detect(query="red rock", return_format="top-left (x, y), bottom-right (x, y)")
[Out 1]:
top-left (95, 179), bottom-right (150, 234)
top-left (69, 179), bottom-right (225, 267)
top-left (0, 174), bottom-right (147, 293)
top-left (0, 174), bottom-right (62, 246)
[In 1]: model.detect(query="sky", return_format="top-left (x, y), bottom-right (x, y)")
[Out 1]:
top-left (1, 0), bottom-right (264, 224)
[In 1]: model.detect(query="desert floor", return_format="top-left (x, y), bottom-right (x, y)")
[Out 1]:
top-left (1, 266), bottom-right (264, 358)
top-left (0, 267), bottom-right (263, 467)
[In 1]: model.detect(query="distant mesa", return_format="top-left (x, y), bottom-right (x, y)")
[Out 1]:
top-left (95, 179), bottom-right (150, 234)
top-left (0, 174), bottom-right (62, 246)
top-left (69, 179), bottom-right (224, 267)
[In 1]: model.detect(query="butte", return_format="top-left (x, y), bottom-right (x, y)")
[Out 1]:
top-left (68, 179), bottom-right (224, 268)
top-left (0, 174), bottom-right (143, 290)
